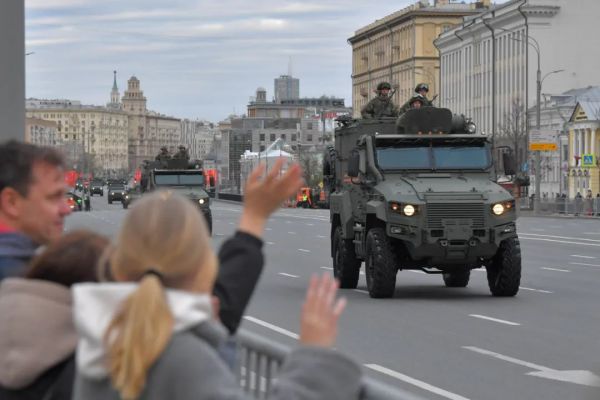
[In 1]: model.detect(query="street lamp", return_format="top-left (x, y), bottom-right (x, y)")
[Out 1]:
top-left (507, 32), bottom-right (564, 214)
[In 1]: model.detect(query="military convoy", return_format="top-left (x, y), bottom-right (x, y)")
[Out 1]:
top-left (324, 108), bottom-right (521, 298)
top-left (139, 157), bottom-right (212, 233)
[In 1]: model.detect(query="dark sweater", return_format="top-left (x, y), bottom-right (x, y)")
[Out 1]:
top-left (0, 232), bottom-right (38, 281)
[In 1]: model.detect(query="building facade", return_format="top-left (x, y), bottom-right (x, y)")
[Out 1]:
top-left (348, 0), bottom-right (488, 118)
top-left (567, 101), bottom-right (600, 197)
top-left (121, 76), bottom-right (182, 170)
top-left (26, 106), bottom-right (129, 176)
top-left (274, 75), bottom-right (300, 103)
top-left (25, 117), bottom-right (58, 147)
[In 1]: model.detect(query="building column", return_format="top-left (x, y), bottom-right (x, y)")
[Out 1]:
top-left (0, 0), bottom-right (25, 141)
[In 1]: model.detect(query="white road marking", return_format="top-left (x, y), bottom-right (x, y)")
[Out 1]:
top-left (519, 287), bottom-right (553, 294)
top-left (530, 228), bottom-right (546, 232)
top-left (288, 231), bottom-right (297, 235)
top-left (571, 255), bottom-right (596, 259)
top-left (228, 222), bottom-right (234, 225)
top-left (365, 364), bottom-right (471, 400)
top-left (468, 314), bottom-right (520, 326)
top-left (353, 289), bottom-right (369, 294)
top-left (570, 262), bottom-right (600, 268)
top-left (266, 241), bottom-right (275, 245)
top-left (542, 267), bottom-right (571, 272)
top-left (306, 223), bottom-right (314, 226)
top-left (583, 232), bottom-right (600, 235)
top-left (471, 269), bottom-right (485, 273)
top-left (320, 266), bottom-right (333, 270)
top-left (407, 270), bottom-right (426, 274)
top-left (243, 316), bottom-right (299, 339)
top-left (265, 228), bottom-right (272, 231)
top-left (463, 346), bottom-right (600, 388)
top-left (316, 235), bottom-right (326, 239)
top-left (520, 233), bottom-right (600, 243)
top-left (519, 236), bottom-right (600, 247)
top-left (298, 248), bottom-right (311, 253)
top-left (278, 272), bottom-right (299, 278)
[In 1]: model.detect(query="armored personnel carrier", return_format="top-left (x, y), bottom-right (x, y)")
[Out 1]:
top-left (324, 108), bottom-right (521, 298)
top-left (141, 158), bottom-right (212, 233)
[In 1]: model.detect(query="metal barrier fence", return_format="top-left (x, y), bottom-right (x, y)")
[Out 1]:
top-left (518, 197), bottom-right (600, 217)
top-left (235, 329), bottom-right (427, 400)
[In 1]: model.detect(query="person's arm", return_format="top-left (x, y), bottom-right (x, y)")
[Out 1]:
top-left (361, 100), bottom-right (373, 118)
top-left (214, 159), bottom-right (304, 334)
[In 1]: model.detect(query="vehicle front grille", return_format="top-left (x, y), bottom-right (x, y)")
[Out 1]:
top-left (426, 203), bottom-right (485, 229)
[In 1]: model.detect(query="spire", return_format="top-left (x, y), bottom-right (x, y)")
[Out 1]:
top-left (109, 70), bottom-right (121, 108)
top-left (112, 70), bottom-right (118, 91)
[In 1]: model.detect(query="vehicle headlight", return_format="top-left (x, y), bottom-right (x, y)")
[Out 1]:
top-left (198, 198), bottom-right (206, 205)
top-left (492, 203), bottom-right (504, 215)
top-left (492, 200), bottom-right (515, 216)
top-left (125, 195), bottom-right (129, 199)
top-left (111, 192), bottom-right (114, 195)
top-left (390, 202), bottom-right (418, 216)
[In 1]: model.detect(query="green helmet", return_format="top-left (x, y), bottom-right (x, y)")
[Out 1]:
top-left (415, 83), bottom-right (429, 93)
top-left (409, 94), bottom-right (426, 106)
top-left (376, 82), bottom-right (392, 91)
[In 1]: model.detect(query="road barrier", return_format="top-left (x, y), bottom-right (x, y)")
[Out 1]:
top-left (518, 196), bottom-right (600, 217)
top-left (235, 329), bottom-right (427, 400)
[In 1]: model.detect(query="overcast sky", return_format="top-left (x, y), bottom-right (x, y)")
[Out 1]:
top-left (25, 0), bottom-right (506, 122)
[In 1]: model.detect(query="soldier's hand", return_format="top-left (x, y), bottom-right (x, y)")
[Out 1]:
top-left (238, 158), bottom-right (304, 238)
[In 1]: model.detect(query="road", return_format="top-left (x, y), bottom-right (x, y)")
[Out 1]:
top-left (67, 195), bottom-right (600, 400)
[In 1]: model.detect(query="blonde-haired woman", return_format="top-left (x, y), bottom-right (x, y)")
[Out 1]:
top-left (72, 167), bottom-right (362, 400)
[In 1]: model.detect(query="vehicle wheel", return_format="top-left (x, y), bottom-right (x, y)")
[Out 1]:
top-left (442, 270), bottom-right (470, 287)
top-left (90, 193), bottom-right (93, 197)
top-left (486, 237), bottom-right (521, 296)
top-left (108, 199), bottom-right (112, 204)
top-left (123, 202), bottom-right (128, 209)
top-left (365, 227), bottom-right (397, 298)
top-left (101, 192), bottom-right (104, 197)
top-left (332, 226), bottom-right (361, 289)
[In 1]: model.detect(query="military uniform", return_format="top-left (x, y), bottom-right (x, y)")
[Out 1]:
top-left (173, 146), bottom-right (190, 161)
top-left (361, 97), bottom-right (399, 119)
top-left (399, 83), bottom-right (434, 115)
top-left (155, 147), bottom-right (171, 162)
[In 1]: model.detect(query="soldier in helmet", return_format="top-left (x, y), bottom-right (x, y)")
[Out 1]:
top-left (173, 145), bottom-right (190, 161)
top-left (361, 82), bottom-right (399, 119)
top-left (399, 83), bottom-right (434, 114)
top-left (155, 146), bottom-right (171, 162)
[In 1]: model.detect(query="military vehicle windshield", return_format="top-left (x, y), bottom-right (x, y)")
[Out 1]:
top-left (154, 173), bottom-right (205, 186)
top-left (376, 142), bottom-right (491, 171)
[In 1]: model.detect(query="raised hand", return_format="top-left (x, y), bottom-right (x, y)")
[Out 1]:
top-left (300, 274), bottom-right (347, 348)
top-left (238, 158), bottom-right (304, 238)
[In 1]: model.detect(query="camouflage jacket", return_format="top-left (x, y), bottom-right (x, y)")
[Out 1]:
top-left (361, 97), bottom-right (399, 119)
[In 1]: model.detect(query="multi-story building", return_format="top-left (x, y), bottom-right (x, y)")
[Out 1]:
top-left (348, 0), bottom-right (488, 118)
top-left (121, 76), bottom-right (182, 170)
top-left (25, 117), bottom-right (58, 147)
top-left (567, 101), bottom-right (600, 197)
top-left (274, 74), bottom-right (300, 103)
top-left (26, 105), bottom-right (129, 175)
top-left (181, 119), bottom-right (218, 160)
top-left (436, 0), bottom-right (600, 196)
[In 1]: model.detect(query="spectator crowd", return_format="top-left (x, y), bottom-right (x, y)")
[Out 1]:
top-left (0, 140), bottom-right (363, 400)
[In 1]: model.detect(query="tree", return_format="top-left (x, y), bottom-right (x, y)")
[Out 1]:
top-left (497, 98), bottom-right (528, 173)
top-left (298, 150), bottom-right (322, 187)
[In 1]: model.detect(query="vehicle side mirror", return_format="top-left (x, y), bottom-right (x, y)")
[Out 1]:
top-left (348, 150), bottom-right (360, 178)
top-left (503, 153), bottom-right (516, 176)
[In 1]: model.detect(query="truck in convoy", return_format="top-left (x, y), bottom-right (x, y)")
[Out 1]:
top-left (323, 108), bottom-right (521, 298)
top-left (140, 158), bottom-right (212, 233)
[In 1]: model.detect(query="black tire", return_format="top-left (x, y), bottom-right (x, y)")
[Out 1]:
top-left (108, 199), bottom-right (112, 204)
top-left (332, 226), bottom-right (361, 289)
top-left (123, 202), bottom-right (128, 209)
top-left (365, 227), bottom-right (397, 298)
top-left (486, 237), bottom-right (521, 296)
top-left (442, 270), bottom-right (470, 287)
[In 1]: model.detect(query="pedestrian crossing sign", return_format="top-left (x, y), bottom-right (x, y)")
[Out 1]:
top-left (582, 154), bottom-right (596, 168)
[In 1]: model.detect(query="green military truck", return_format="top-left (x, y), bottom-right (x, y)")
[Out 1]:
top-left (324, 108), bottom-right (521, 298)
top-left (141, 158), bottom-right (212, 234)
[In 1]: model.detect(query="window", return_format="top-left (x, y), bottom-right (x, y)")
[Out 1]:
top-left (307, 134), bottom-right (313, 142)
top-left (281, 134), bottom-right (286, 140)
top-left (292, 134), bottom-right (297, 141)
top-left (260, 145), bottom-right (266, 151)
top-left (270, 134), bottom-right (276, 141)
top-left (259, 133), bottom-right (265, 141)
top-left (307, 123), bottom-right (313, 130)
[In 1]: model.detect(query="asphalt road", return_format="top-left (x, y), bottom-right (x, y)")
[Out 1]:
top-left (66, 195), bottom-right (600, 400)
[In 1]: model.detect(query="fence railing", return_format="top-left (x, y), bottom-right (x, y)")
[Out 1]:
top-left (235, 329), bottom-right (427, 400)
top-left (518, 197), bottom-right (600, 217)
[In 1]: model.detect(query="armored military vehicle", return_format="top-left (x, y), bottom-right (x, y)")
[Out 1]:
top-left (324, 108), bottom-right (521, 298)
top-left (141, 158), bottom-right (212, 233)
